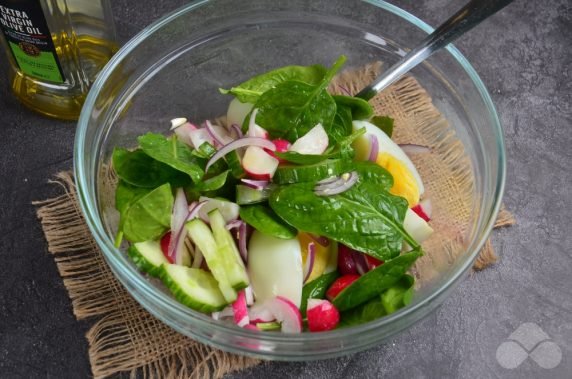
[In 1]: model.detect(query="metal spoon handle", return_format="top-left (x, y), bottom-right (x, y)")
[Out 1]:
top-left (356, 0), bottom-right (514, 100)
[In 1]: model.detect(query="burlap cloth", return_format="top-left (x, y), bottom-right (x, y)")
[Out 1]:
top-left (33, 64), bottom-right (515, 378)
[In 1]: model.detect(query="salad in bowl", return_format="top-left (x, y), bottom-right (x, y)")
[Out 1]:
top-left (112, 56), bottom-right (433, 333)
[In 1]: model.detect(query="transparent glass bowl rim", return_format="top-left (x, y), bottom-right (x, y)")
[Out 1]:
top-left (74, 0), bottom-right (506, 344)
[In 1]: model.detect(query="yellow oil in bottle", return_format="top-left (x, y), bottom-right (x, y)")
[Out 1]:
top-left (0, 0), bottom-right (117, 120)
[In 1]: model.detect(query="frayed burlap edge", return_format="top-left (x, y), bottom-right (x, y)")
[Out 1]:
top-left (34, 172), bottom-right (260, 379)
top-left (33, 64), bottom-right (514, 378)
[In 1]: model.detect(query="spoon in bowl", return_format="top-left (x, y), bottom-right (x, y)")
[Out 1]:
top-left (356, 0), bottom-right (515, 100)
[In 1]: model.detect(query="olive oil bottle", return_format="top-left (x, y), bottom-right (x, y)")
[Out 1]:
top-left (0, 0), bottom-right (117, 120)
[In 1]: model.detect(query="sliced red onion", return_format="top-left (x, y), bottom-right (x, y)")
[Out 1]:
top-left (398, 143), bottom-right (431, 155)
top-left (186, 200), bottom-right (208, 222)
top-left (314, 171), bottom-right (359, 196)
top-left (352, 251), bottom-right (369, 275)
top-left (225, 219), bottom-right (243, 230)
top-left (241, 178), bottom-right (270, 190)
top-left (205, 120), bottom-right (234, 147)
top-left (303, 242), bottom-right (316, 283)
top-left (191, 245), bottom-right (203, 268)
top-left (205, 137), bottom-right (276, 173)
top-left (308, 234), bottom-right (330, 247)
top-left (420, 198), bottom-right (433, 218)
top-left (317, 176), bottom-right (339, 185)
top-left (368, 134), bottom-right (379, 162)
top-left (168, 188), bottom-right (189, 264)
top-left (238, 222), bottom-right (249, 263)
top-left (244, 285), bottom-right (254, 306)
top-left (230, 124), bottom-right (243, 139)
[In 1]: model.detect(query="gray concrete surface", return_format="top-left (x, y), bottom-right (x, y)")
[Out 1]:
top-left (0, 0), bottom-right (570, 378)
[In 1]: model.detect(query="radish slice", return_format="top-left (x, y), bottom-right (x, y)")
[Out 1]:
top-left (168, 188), bottom-right (189, 265)
top-left (403, 208), bottom-right (434, 243)
top-left (368, 134), bottom-right (379, 162)
top-left (171, 121), bottom-right (198, 147)
top-left (265, 296), bottom-right (303, 333)
top-left (206, 137), bottom-right (276, 173)
top-left (420, 199), bottom-right (432, 219)
top-left (242, 146), bottom-right (279, 180)
top-left (399, 143), bottom-right (431, 155)
top-left (244, 285), bottom-right (254, 306)
top-left (189, 128), bottom-right (214, 150)
top-left (306, 299), bottom-right (340, 332)
top-left (232, 290), bottom-right (250, 327)
top-left (289, 123), bottom-right (329, 155)
top-left (247, 109), bottom-right (269, 138)
top-left (227, 98), bottom-right (254, 127)
top-left (303, 242), bottom-right (316, 283)
top-left (243, 324), bottom-right (259, 331)
top-left (248, 303), bottom-right (275, 323)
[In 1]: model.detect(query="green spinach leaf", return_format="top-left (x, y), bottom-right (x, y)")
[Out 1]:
top-left (115, 180), bottom-right (151, 228)
top-left (239, 204), bottom-right (297, 239)
top-left (122, 183), bottom-right (174, 242)
top-left (220, 64), bottom-right (327, 103)
top-left (300, 271), bottom-right (339, 315)
top-left (332, 95), bottom-right (373, 120)
top-left (333, 251), bottom-right (421, 311)
top-left (270, 179), bottom-right (417, 260)
top-left (338, 297), bottom-right (387, 327)
top-left (381, 274), bottom-right (415, 314)
top-left (138, 133), bottom-right (205, 183)
top-left (112, 148), bottom-right (190, 188)
top-left (351, 161), bottom-right (394, 190)
top-left (252, 56), bottom-right (346, 141)
top-left (370, 116), bottom-right (394, 137)
top-left (330, 104), bottom-right (353, 143)
top-left (194, 170), bottom-right (230, 192)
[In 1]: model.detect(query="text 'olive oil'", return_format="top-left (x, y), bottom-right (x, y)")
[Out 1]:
top-left (0, 0), bottom-right (117, 120)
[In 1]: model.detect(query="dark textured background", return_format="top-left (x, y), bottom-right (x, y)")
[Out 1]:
top-left (0, 0), bottom-right (570, 378)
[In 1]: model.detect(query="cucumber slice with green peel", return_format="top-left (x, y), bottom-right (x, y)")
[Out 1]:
top-left (208, 209), bottom-right (250, 290)
top-left (236, 184), bottom-right (274, 205)
top-left (160, 264), bottom-right (227, 312)
top-left (128, 240), bottom-right (170, 277)
top-left (273, 159), bottom-right (352, 184)
top-left (225, 150), bottom-right (245, 179)
top-left (185, 219), bottom-right (237, 302)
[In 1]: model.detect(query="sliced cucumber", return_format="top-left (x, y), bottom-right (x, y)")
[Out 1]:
top-left (185, 219), bottom-right (237, 302)
top-left (236, 184), bottom-right (274, 205)
top-left (198, 196), bottom-right (240, 223)
top-left (208, 209), bottom-right (249, 290)
top-left (225, 150), bottom-right (245, 179)
top-left (128, 240), bottom-right (170, 277)
top-left (273, 159), bottom-right (352, 184)
top-left (256, 321), bottom-right (282, 331)
top-left (160, 264), bottom-right (227, 312)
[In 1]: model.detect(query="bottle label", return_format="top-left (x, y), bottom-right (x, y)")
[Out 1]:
top-left (0, 0), bottom-right (65, 83)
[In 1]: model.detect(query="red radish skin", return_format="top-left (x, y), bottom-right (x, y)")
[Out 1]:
top-left (160, 232), bottom-right (175, 264)
top-left (248, 304), bottom-right (275, 323)
top-left (244, 324), bottom-right (259, 331)
top-left (266, 139), bottom-right (291, 163)
top-left (366, 255), bottom-right (384, 270)
top-left (337, 244), bottom-right (358, 275)
top-left (306, 299), bottom-right (340, 332)
top-left (326, 274), bottom-right (360, 301)
top-left (232, 290), bottom-right (250, 327)
top-left (411, 203), bottom-right (431, 222)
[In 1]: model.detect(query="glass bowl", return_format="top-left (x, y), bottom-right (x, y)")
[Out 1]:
top-left (74, 0), bottom-right (505, 360)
